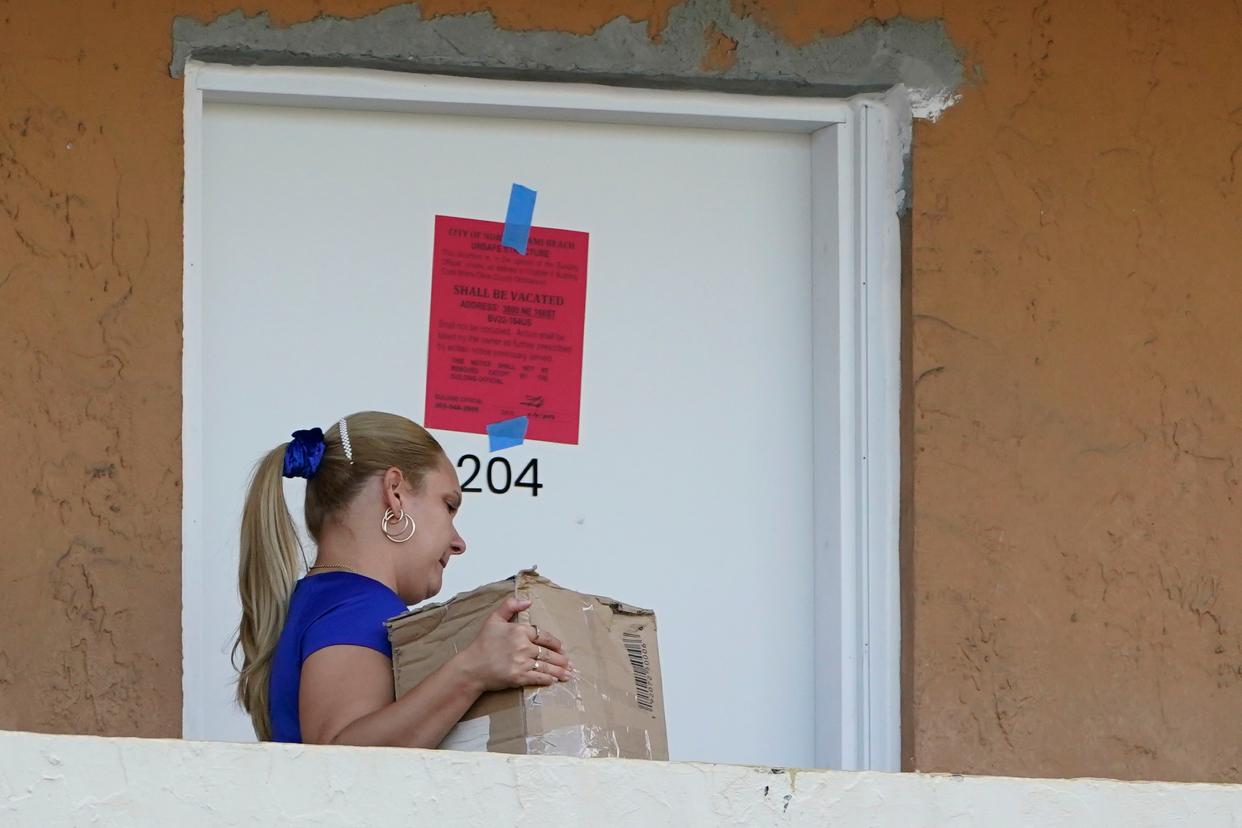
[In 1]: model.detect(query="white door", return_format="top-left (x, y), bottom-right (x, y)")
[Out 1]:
top-left (184, 67), bottom-right (903, 770)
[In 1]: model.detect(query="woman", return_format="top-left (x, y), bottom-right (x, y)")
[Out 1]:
top-left (234, 411), bottom-right (572, 745)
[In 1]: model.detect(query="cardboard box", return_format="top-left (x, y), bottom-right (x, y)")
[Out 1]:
top-left (386, 569), bottom-right (667, 759)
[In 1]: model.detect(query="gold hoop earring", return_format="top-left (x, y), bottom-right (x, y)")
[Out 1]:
top-left (382, 508), bottom-right (416, 543)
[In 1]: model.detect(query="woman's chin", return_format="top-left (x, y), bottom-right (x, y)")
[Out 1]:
top-left (398, 580), bottom-right (435, 606)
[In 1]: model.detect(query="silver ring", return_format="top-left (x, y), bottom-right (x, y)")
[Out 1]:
top-left (532, 625), bottom-right (540, 641)
top-left (535, 646), bottom-right (544, 662)
top-left (532, 660), bottom-right (541, 672)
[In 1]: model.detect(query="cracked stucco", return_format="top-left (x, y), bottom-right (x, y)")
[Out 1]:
top-left (170, 0), bottom-right (964, 120)
top-left (5, 731), bottom-right (1242, 825)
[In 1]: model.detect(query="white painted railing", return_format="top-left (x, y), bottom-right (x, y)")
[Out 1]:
top-left (2, 730), bottom-right (1240, 826)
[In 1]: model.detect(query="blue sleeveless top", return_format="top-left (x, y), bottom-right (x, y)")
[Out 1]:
top-left (268, 571), bottom-right (408, 743)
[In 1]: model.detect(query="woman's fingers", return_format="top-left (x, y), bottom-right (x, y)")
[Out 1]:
top-left (525, 625), bottom-right (565, 653)
top-left (548, 665), bottom-right (573, 682)
top-left (533, 648), bottom-right (571, 670)
top-left (522, 661), bottom-right (569, 684)
top-left (504, 623), bottom-right (574, 685)
top-left (517, 665), bottom-right (558, 686)
top-left (511, 654), bottom-right (571, 684)
top-left (494, 596), bottom-right (532, 623)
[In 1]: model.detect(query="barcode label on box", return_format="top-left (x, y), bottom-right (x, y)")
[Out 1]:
top-left (621, 630), bottom-right (654, 712)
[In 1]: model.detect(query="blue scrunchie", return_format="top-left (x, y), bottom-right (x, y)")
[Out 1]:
top-left (282, 427), bottom-right (325, 479)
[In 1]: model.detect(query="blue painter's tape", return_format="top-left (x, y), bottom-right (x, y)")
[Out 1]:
top-left (501, 183), bottom-right (537, 255)
top-left (486, 415), bottom-right (529, 452)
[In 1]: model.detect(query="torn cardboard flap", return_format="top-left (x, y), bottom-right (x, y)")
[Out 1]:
top-left (386, 569), bottom-right (668, 760)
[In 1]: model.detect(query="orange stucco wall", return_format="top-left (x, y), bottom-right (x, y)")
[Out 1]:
top-left (1, 0), bottom-right (1239, 782)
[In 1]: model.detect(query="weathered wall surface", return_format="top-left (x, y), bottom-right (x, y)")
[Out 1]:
top-left (7, 730), bottom-right (1242, 826)
top-left (1, 0), bottom-right (1239, 782)
top-left (897, 1), bottom-right (1242, 783)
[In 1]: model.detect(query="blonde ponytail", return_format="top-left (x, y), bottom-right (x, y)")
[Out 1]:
top-left (234, 443), bottom-right (303, 741)
top-left (232, 412), bottom-right (446, 740)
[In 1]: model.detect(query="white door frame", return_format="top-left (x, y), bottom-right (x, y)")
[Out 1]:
top-left (182, 61), bottom-right (905, 771)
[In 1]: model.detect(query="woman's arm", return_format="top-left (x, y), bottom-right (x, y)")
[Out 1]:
top-left (299, 645), bottom-right (482, 748)
top-left (298, 596), bottom-right (572, 748)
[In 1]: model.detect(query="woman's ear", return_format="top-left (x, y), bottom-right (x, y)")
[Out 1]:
top-left (382, 467), bottom-right (407, 513)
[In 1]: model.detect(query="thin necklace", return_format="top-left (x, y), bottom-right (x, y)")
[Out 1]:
top-left (307, 563), bottom-right (357, 574)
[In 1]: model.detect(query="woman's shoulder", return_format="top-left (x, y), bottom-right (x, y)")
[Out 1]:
top-left (290, 573), bottom-right (409, 658)
top-left (293, 572), bottom-right (407, 616)
top-left (297, 570), bottom-right (398, 595)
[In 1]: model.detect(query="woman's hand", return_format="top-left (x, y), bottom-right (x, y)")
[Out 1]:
top-left (459, 596), bottom-right (574, 691)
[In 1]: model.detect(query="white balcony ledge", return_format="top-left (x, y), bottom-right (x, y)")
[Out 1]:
top-left (2, 730), bottom-right (1239, 826)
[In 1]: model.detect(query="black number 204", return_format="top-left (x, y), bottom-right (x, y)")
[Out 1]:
top-left (458, 455), bottom-right (542, 496)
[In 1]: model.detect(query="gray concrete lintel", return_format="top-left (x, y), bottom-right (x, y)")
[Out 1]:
top-left (171, 0), bottom-right (964, 121)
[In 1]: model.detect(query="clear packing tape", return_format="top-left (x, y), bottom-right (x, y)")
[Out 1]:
top-left (525, 725), bottom-right (657, 759)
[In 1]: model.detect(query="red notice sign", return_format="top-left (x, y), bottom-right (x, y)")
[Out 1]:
top-left (424, 215), bottom-right (589, 445)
